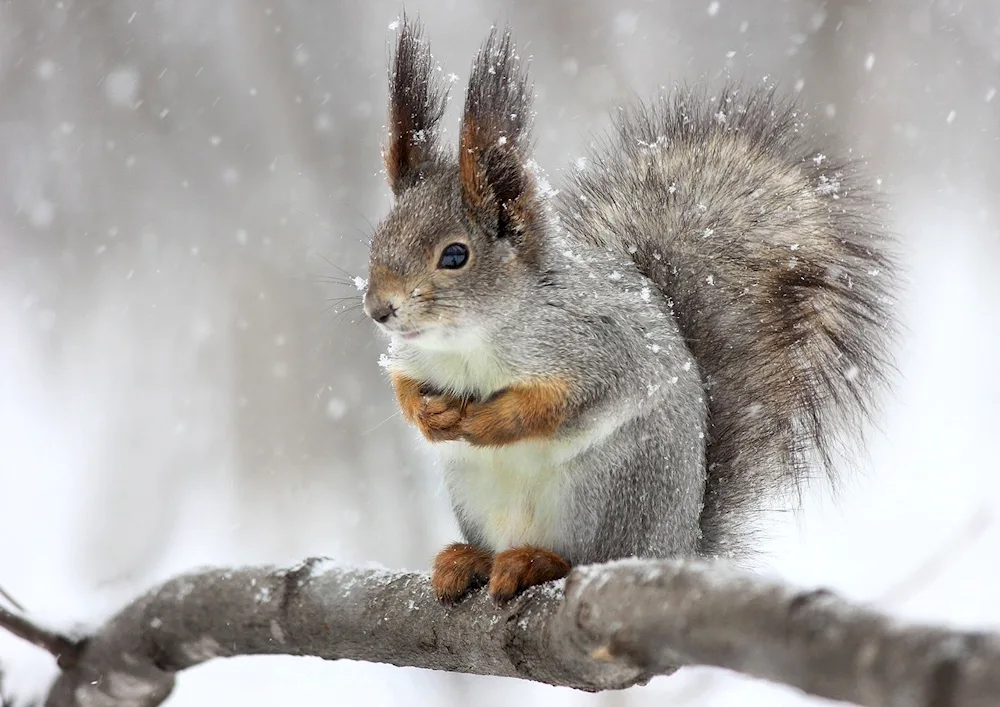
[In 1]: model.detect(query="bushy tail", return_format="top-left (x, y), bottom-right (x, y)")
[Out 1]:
top-left (562, 87), bottom-right (898, 558)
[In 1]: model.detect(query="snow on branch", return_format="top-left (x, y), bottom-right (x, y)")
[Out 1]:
top-left (1, 557), bottom-right (998, 706)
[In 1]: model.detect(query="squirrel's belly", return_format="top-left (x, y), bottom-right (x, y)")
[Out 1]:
top-left (438, 440), bottom-right (571, 553)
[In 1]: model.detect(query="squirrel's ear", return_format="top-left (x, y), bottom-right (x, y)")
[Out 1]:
top-left (384, 16), bottom-right (449, 196)
top-left (459, 28), bottom-right (537, 244)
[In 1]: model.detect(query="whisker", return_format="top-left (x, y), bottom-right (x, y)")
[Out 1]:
top-left (327, 302), bottom-right (363, 313)
top-left (316, 273), bottom-right (356, 283)
top-left (316, 278), bottom-right (357, 289)
top-left (325, 303), bottom-right (365, 320)
top-left (332, 313), bottom-right (365, 326)
top-left (343, 203), bottom-right (378, 235)
top-left (362, 409), bottom-right (403, 435)
top-left (407, 272), bottom-right (437, 295)
top-left (310, 250), bottom-right (364, 284)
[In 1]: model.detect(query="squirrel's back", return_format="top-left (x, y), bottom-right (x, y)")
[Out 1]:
top-left (561, 87), bottom-right (897, 558)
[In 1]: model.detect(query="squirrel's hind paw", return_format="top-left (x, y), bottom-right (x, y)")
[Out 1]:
top-left (488, 546), bottom-right (571, 604)
top-left (431, 542), bottom-right (493, 605)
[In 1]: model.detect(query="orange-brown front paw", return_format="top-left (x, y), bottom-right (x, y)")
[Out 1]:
top-left (459, 379), bottom-right (570, 447)
top-left (488, 546), bottom-right (571, 604)
top-left (431, 542), bottom-right (493, 605)
top-left (417, 394), bottom-right (467, 442)
top-left (391, 372), bottom-right (425, 425)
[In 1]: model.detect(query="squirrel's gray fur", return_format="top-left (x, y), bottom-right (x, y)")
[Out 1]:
top-left (364, 19), bottom-right (897, 564)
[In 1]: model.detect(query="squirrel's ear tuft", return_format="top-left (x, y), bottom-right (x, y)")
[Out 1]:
top-left (459, 27), bottom-right (537, 243)
top-left (384, 16), bottom-right (449, 195)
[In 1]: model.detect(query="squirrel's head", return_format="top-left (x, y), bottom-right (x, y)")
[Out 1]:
top-left (363, 18), bottom-right (547, 348)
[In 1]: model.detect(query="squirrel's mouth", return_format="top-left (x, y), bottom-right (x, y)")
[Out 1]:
top-left (392, 323), bottom-right (465, 348)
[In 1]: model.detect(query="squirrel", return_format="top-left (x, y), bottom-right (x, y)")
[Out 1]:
top-left (362, 19), bottom-right (897, 605)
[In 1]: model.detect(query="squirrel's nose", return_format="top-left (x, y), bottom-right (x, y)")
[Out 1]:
top-left (367, 300), bottom-right (397, 324)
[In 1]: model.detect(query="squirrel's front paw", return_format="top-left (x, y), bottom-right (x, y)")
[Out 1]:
top-left (417, 394), bottom-right (467, 442)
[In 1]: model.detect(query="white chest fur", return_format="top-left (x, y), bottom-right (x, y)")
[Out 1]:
top-left (390, 329), bottom-right (625, 552)
top-left (391, 329), bottom-right (575, 551)
top-left (439, 439), bottom-right (572, 551)
top-left (394, 326), bottom-right (515, 398)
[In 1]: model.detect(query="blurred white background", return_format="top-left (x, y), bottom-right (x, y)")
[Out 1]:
top-left (1, 1), bottom-right (998, 705)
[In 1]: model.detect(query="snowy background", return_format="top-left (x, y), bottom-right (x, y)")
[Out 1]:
top-left (1, 1), bottom-right (998, 705)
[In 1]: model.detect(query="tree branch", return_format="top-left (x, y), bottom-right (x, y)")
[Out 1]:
top-left (0, 558), bottom-right (991, 707)
top-left (0, 584), bottom-right (27, 613)
top-left (0, 605), bottom-right (84, 671)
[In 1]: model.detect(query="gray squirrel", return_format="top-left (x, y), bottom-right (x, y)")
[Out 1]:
top-left (362, 19), bottom-right (897, 604)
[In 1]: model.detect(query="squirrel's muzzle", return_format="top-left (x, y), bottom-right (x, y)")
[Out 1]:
top-left (363, 294), bottom-right (398, 325)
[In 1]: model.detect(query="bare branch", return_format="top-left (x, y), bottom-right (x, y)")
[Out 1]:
top-left (0, 558), bottom-right (990, 707)
top-left (0, 584), bottom-right (26, 613)
top-left (0, 605), bottom-right (83, 671)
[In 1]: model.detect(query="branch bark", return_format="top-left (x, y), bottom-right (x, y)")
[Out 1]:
top-left (0, 605), bottom-right (83, 671)
top-left (0, 558), bottom-right (995, 706)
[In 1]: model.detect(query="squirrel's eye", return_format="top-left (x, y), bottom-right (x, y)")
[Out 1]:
top-left (438, 243), bottom-right (469, 269)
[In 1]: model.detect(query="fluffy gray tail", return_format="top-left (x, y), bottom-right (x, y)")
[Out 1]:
top-left (562, 87), bottom-right (898, 558)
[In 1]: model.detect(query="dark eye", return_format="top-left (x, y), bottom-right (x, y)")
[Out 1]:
top-left (438, 243), bottom-right (469, 269)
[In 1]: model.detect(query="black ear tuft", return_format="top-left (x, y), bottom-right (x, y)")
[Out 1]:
top-left (384, 15), bottom-right (449, 195)
top-left (459, 27), bottom-right (537, 240)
